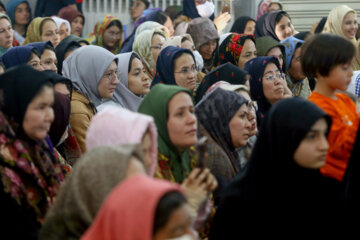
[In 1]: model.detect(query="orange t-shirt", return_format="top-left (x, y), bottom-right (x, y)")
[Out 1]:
top-left (309, 92), bottom-right (359, 181)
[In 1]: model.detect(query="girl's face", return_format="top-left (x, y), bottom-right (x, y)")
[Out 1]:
top-left (103, 25), bottom-right (122, 49)
top-left (98, 61), bottom-right (120, 98)
top-left (59, 22), bottom-right (70, 41)
top-left (153, 203), bottom-right (196, 240)
top-left (262, 62), bottom-right (285, 105)
top-left (128, 57), bottom-right (151, 95)
top-left (0, 18), bottom-right (13, 49)
top-left (318, 61), bottom-right (354, 91)
top-left (229, 104), bottom-right (252, 148)
top-left (275, 16), bottom-right (292, 41)
top-left (174, 53), bottom-right (197, 90)
top-left (40, 49), bottom-right (58, 72)
top-left (238, 39), bottom-right (257, 69)
top-left (293, 118), bottom-right (329, 169)
top-left (288, 47), bottom-right (305, 82)
top-left (164, 16), bottom-right (174, 37)
top-left (23, 86), bottom-right (54, 140)
top-left (167, 92), bottom-right (197, 152)
top-left (244, 20), bottom-right (256, 35)
top-left (266, 46), bottom-right (283, 68)
top-left (199, 39), bottom-right (217, 60)
top-left (41, 20), bottom-right (60, 48)
top-left (342, 12), bottom-right (358, 40)
top-left (151, 33), bottom-right (166, 66)
top-left (27, 53), bottom-right (44, 71)
top-left (71, 16), bottom-right (84, 37)
top-left (14, 3), bottom-right (30, 25)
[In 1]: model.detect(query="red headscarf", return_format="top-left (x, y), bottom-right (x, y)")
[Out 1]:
top-left (57, 5), bottom-right (84, 24)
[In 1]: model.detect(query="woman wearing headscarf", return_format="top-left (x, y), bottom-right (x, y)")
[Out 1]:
top-left (110, 51), bottom-right (151, 111)
top-left (57, 5), bottom-right (85, 37)
top-left (23, 17), bottom-right (60, 47)
top-left (151, 46), bottom-right (198, 91)
top-left (86, 106), bottom-right (158, 175)
top-left (6, 0), bottom-right (32, 45)
top-left (255, 35), bottom-right (285, 71)
top-left (55, 34), bottom-right (82, 74)
top-left (0, 45), bottom-right (43, 71)
top-left (82, 175), bottom-right (197, 240)
top-left (133, 28), bottom-right (167, 78)
top-left (187, 17), bottom-right (219, 73)
top-left (0, 65), bottom-right (66, 239)
top-left (209, 98), bottom-right (343, 236)
top-left (281, 36), bottom-right (311, 99)
top-left (27, 41), bottom-right (58, 72)
top-left (255, 10), bottom-right (293, 41)
top-left (216, 33), bottom-right (256, 69)
top-left (62, 45), bottom-right (120, 152)
top-left (0, 13), bottom-right (13, 56)
top-left (85, 15), bottom-right (123, 54)
top-left (39, 145), bottom-right (147, 240)
top-left (323, 5), bottom-right (360, 70)
top-left (244, 56), bottom-right (290, 128)
top-left (195, 88), bottom-right (251, 204)
top-left (51, 16), bottom-right (71, 41)
top-left (195, 63), bottom-right (249, 104)
top-left (230, 16), bottom-right (256, 35)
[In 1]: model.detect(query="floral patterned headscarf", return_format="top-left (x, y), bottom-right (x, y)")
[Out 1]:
top-left (216, 33), bottom-right (255, 66)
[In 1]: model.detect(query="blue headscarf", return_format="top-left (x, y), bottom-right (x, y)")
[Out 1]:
top-left (280, 36), bottom-right (303, 70)
top-left (243, 56), bottom-right (282, 126)
top-left (6, 0), bottom-right (32, 25)
top-left (151, 46), bottom-right (195, 88)
top-left (26, 40), bottom-right (53, 55)
top-left (0, 45), bottom-right (36, 69)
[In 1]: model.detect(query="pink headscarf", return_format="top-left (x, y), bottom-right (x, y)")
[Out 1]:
top-left (86, 106), bottom-right (158, 176)
top-left (81, 175), bottom-right (183, 240)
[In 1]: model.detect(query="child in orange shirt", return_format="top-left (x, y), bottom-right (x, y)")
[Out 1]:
top-left (301, 34), bottom-right (359, 181)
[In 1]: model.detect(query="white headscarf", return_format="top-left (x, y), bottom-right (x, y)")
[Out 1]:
top-left (52, 16), bottom-right (71, 34)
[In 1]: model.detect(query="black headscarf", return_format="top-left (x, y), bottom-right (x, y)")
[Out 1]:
top-left (230, 16), bottom-right (255, 34)
top-left (209, 98), bottom-right (341, 237)
top-left (43, 70), bottom-right (73, 99)
top-left (26, 41), bottom-right (53, 55)
top-left (243, 56), bottom-right (280, 126)
top-left (255, 10), bottom-right (288, 41)
top-left (196, 88), bottom-right (248, 170)
top-left (55, 35), bottom-right (81, 75)
top-left (195, 63), bottom-right (248, 104)
top-left (315, 17), bottom-right (327, 34)
top-left (49, 92), bottom-right (70, 147)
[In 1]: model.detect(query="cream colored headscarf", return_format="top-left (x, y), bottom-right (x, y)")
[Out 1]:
top-left (162, 34), bottom-right (194, 49)
top-left (23, 17), bottom-right (54, 45)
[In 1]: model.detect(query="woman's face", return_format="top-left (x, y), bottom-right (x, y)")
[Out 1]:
top-left (103, 25), bottom-right (122, 49)
top-left (181, 40), bottom-right (195, 51)
top-left (266, 46), bottom-right (283, 68)
top-left (59, 22), bottom-right (70, 41)
top-left (128, 57), bottom-right (151, 95)
top-left (229, 104), bottom-right (252, 148)
top-left (27, 53), bottom-right (44, 71)
top-left (41, 20), bottom-right (60, 48)
top-left (41, 49), bottom-right (58, 72)
top-left (14, 3), bottom-right (30, 25)
top-left (130, 0), bottom-right (147, 20)
top-left (71, 16), bottom-right (84, 37)
top-left (98, 61), bottom-right (120, 98)
top-left (244, 20), bottom-right (256, 35)
top-left (287, 47), bottom-right (305, 82)
top-left (262, 62), bottom-right (285, 105)
top-left (0, 18), bottom-right (13, 49)
top-left (153, 203), bottom-right (196, 240)
top-left (293, 118), bottom-right (329, 169)
top-left (164, 16), bottom-right (174, 37)
top-left (275, 16), bottom-right (292, 41)
top-left (23, 86), bottom-right (54, 140)
top-left (238, 39), bottom-right (257, 69)
top-left (174, 53), bottom-right (197, 90)
top-left (167, 92), bottom-right (197, 152)
top-left (238, 90), bottom-right (258, 137)
top-left (342, 12), bottom-right (358, 40)
top-left (151, 33), bottom-right (165, 66)
top-left (199, 39), bottom-right (217, 60)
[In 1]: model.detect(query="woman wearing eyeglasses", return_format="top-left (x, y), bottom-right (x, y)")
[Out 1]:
top-left (62, 45), bottom-right (119, 152)
top-left (151, 46), bottom-right (198, 91)
top-left (244, 56), bottom-right (292, 128)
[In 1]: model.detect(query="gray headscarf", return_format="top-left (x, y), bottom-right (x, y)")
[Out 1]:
top-left (112, 52), bottom-right (144, 111)
top-left (62, 45), bottom-right (118, 107)
top-left (39, 145), bottom-right (145, 240)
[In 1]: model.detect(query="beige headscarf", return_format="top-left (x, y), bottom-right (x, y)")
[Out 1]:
top-left (39, 145), bottom-right (145, 240)
top-left (162, 34), bottom-right (194, 49)
top-left (23, 17), bottom-right (54, 45)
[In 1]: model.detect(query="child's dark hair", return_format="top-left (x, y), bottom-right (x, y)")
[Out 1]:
top-left (128, 53), bottom-right (141, 73)
top-left (154, 11), bottom-right (169, 25)
top-left (153, 191), bottom-right (187, 235)
top-left (44, 43), bottom-right (56, 54)
top-left (301, 34), bottom-right (355, 78)
top-left (275, 11), bottom-right (291, 24)
top-left (28, 49), bottom-right (40, 62)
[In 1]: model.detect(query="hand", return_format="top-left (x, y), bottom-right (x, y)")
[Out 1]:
top-left (281, 81), bottom-right (293, 98)
top-left (213, 12), bottom-right (231, 33)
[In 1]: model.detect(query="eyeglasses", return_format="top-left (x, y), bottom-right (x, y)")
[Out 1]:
top-left (263, 72), bottom-right (285, 81)
top-left (106, 31), bottom-right (122, 39)
top-left (150, 45), bottom-right (163, 50)
top-left (248, 101), bottom-right (258, 111)
top-left (174, 66), bottom-right (197, 76)
top-left (104, 70), bottom-right (120, 82)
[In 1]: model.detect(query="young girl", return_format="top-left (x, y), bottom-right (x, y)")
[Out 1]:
top-left (302, 33), bottom-right (359, 182)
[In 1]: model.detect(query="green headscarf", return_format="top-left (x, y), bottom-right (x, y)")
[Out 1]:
top-left (255, 36), bottom-right (286, 71)
top-left (138, 84), bottom-right (193, 183)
